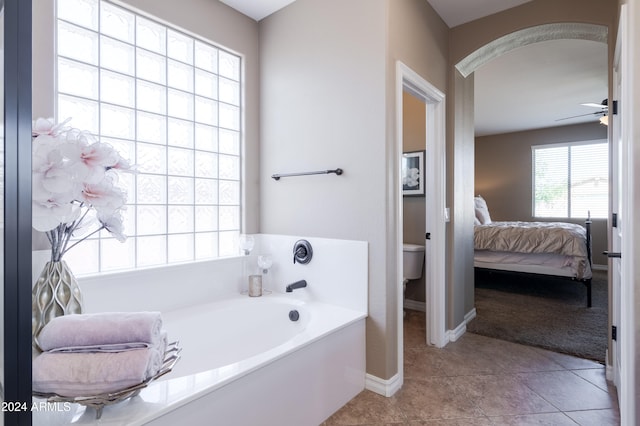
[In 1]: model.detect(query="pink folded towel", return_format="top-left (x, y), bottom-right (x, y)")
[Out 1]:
top-left (33, 337), bottom-right (167, 397)
top-left (37, 312), bottom-right (163, 352)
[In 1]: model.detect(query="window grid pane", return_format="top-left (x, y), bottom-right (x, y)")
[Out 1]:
top-left (57, 0), bottom-right (242, 274)
top-left (533, 142), bottom-right (608, 219)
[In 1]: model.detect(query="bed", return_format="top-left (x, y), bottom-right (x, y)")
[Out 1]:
top-left (473, 196), bottom-right (593, 307)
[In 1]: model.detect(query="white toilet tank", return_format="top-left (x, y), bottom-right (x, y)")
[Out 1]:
top-left (403, 243), bottom-right (425, 280)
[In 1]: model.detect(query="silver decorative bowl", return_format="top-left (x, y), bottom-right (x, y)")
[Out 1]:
top-left (33, 341), bottom-right (181, 419)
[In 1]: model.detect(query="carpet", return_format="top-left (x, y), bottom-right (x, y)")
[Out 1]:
top-left (467, 269), bottom-right (608, 363)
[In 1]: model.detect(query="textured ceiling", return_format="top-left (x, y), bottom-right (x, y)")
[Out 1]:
top-left (426, 0), bottom-right (533, 27)
top-left (219, 0), bottom-right (297, 21)
top-left (474, 39), bottom-right (608, 136)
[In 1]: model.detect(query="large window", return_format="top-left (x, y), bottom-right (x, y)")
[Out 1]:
top-left (57, 0), bottom-right (243, 274)
top-left (532, 140), bottom-right (608, 219)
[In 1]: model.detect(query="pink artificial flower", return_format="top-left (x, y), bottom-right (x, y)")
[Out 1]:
top-left (31, 193), bottom-right (81, 232)
top-left (32, 117), bottom-right (131, 255)
top-left (32, 146), bottom-right (79, 195)
top-left (98, 211), bottom-right (126, 242)
top-left (80, 180), bottom-right (126, 213)
top-left (32, 117), bottom-right (71, 137)
top-left (108, 155), bottom-right (135, 173)
top-left (59, 141), bottom-right (120, 184)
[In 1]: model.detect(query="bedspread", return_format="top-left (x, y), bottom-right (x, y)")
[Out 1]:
top-left (474, 221), bottom-right (588, 258)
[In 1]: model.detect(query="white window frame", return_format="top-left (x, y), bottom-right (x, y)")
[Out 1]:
top-left (531, 139), bottom-right (608, 219)
top-left (55, 0), bottom-right (244, 275)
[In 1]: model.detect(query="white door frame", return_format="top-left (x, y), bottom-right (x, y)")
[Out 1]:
top-left (617, 3), bottom-right (638, 423)
top-left (396, 61), bottom-right (447, 382)
top-left (609, 2), bottom-right (625, 394)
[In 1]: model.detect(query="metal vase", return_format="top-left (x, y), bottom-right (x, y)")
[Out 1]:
top-left (32, 260), bottom-right (83, 351)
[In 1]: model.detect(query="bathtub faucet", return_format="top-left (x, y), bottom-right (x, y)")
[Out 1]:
top-left (286, 280), bottom-right (307, 292)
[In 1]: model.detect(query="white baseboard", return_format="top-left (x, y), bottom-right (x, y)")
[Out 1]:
top-left (404, 299), bottom-right (426, 312)
top-left (447, 320), bottom-right (466, 342)
top-left (464, 308), bottom-right (477, 323)
top-left (404, 302), bottom-right (477, 344)
top-left (365, 373), bottom-right (402, 397)
top-left (447, 308), bottom-right (476, 342)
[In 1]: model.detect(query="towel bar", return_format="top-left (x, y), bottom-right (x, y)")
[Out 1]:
top-left (271, 168), bottom-right (343, 181)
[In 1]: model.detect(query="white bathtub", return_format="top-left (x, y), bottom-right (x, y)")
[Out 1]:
top-left (162, 295), bottom-right (315, 378)
top-left (36, 293), bottom-right (366, 426)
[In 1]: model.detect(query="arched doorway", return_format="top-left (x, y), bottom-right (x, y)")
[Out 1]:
top-left (453, 21), bottom-right (611, 362)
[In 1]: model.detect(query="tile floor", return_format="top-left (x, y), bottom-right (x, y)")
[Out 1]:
top-left (324, 310), bottom-right (620, 425)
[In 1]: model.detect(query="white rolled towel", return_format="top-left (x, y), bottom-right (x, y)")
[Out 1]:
top-left (146, 331), bottom-right (168, 378)
top-left (37, 312), bottom-right (163, 353)
top-left (33, 337), bottom-right (167, 397)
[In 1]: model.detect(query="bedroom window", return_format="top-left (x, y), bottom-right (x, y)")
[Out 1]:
top-left (532, 140), bottom-right (608, 219)
top-left (56, 0), bottom-right (243, 274)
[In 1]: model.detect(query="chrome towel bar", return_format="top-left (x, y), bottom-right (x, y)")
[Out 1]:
top-left (271, 168), bottom-right (343, 181)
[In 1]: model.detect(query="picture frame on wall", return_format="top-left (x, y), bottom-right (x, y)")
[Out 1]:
top-left (402, 150), bottom-right (425, 197)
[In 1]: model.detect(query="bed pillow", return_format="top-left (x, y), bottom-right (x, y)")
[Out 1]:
top-left (474, 195), bottom-right (492, 225)
top-left (474, 216), bottom-right (481, 225)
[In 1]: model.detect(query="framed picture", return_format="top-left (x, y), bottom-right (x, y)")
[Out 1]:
top-left (402, 150), bottom-right (425, 196)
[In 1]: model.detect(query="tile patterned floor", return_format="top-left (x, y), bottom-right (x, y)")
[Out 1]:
top-left (324, 310), bottom-right (620, 426)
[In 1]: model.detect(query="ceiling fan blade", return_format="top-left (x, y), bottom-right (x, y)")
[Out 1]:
top-left (555, 111), bottom-right (604, 122)
top-left (580, 102), bottom-right (607, 109)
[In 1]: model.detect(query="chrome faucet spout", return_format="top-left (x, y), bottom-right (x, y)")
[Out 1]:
top-left (285, 279), bottom-right (307, 292)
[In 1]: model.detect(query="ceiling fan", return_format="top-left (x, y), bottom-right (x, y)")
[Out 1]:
top-left (555, 99), bottom-right (608, 122)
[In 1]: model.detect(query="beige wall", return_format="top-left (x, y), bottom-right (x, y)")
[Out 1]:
top-left (447, 70), bottom-right (476, 326)
top-left (387, 0), bottom-right (449, 91)
top-left (450, 0), bottom-right (618, 65)
top-left (402, 91), bottom-right (426, 302)
top-left (387, 0), bottom-right (449, 375)
top-left (259, 0), bottom-right (391, 378)
top-left (475, 122), bottom-right (609, 266)
top-left (260, 0), bottom-right (448, 381)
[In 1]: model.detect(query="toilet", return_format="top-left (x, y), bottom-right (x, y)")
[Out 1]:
top-left (403, 243), bottom-right (425, 314)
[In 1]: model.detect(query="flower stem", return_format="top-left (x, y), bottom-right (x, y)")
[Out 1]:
top-left (57, 204), bottom-right (90, 258)
top-left (46, 230), bottom-right (58, 262)
top-left (60, 225), bottom-right (105, 258)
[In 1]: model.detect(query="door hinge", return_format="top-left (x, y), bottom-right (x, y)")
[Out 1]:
top-left (612, 212), bottom-right (618, 228)
top-left (425, 233), bottom-right (431, 240)
top-left (612, 100), bottom-right (618, 115)
top-left (612, 325), bottom-right (617, 341)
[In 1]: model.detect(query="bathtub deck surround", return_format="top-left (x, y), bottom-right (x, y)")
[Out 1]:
top-left (33, 234), bottom-right (368, 425)
top-left (253, 235), bottom-right (368, 313)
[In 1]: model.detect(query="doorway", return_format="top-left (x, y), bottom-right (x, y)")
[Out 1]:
top-left (401, 90), bottom-right (427, 313)
top-left (395, 62), bottom-right (446, 387)
top-left (468, 28), bottom-right (609, 364)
